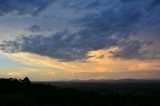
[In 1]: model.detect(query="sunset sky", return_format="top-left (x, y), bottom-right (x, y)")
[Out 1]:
top-left (0, 0), bottom-right (160, 81)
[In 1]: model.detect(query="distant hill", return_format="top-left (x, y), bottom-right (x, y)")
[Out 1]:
top-left (1, 77), bottom-right (160, 106)
top-left (37, 79), bottom-right (160, 90)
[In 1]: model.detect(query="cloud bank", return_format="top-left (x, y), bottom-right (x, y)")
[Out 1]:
top-left (0, 0), bottom-right (160, 61)
top-left (0, 0), bottom-right (55, 16)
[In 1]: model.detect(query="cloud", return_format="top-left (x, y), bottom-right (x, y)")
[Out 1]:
top-left (25, 24), bottom-right (51, 33)
top-left (26, 25), bottom-right (42, 32)
top-left (7, 71), bottom-right (27, 77)
top-left (4, 51), bottom-right (160, 80)
top-left (0, 0), bottom-right (56, 16)
top-left (0, 30), bottom-right (118, 61)
top-left (0, 0), bottom-right (160, 61)
top-left (61, 0), bottom-right (105, 11)
top-left (111, 40), bottom-right (154, 60)
top-left (74, 70), bottom-right (160, 80)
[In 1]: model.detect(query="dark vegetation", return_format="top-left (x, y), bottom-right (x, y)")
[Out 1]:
top-left (0, 77), bottom-right (160, 106)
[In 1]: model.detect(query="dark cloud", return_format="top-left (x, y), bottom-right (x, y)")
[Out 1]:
top-left (0, 29), bottom-right (118, 61)
top-left (0, 0), bottom-right (160, 61)
top-left (111, 40), bottom-right (160, 60)
top-left (61, 0), bottom-right (106, 11)
top-left (0, 0), bottom-right (56, 16)
top-left (150, 0), bottom-right (160, 8)
top-left (26, 25), bottom-right (42, 32)
top-left (26, 25), bottom-right (52, 32)
top-left (111, 40), bottom-right (149, 59)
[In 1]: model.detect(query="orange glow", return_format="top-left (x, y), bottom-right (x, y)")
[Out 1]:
top-left (3, 47), bottom-right (160, 80)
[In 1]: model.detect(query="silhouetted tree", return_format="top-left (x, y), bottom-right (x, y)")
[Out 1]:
top-left (22, 77), bottom-right (31, 84)
top-left (0, 77), bottom-right (160, 106)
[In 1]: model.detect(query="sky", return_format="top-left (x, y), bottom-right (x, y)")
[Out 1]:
top-left (0, 0), bottom-right (160, 81)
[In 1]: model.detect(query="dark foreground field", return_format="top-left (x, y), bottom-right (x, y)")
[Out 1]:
top-left (0, 78), bottom-right (160, 106)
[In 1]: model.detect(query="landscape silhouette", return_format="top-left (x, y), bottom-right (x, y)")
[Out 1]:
top-left (0, 77), bottom-right (160, 106)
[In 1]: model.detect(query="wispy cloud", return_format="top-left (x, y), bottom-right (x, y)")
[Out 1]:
top-left (0, 0), bottom-right (56, 16)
